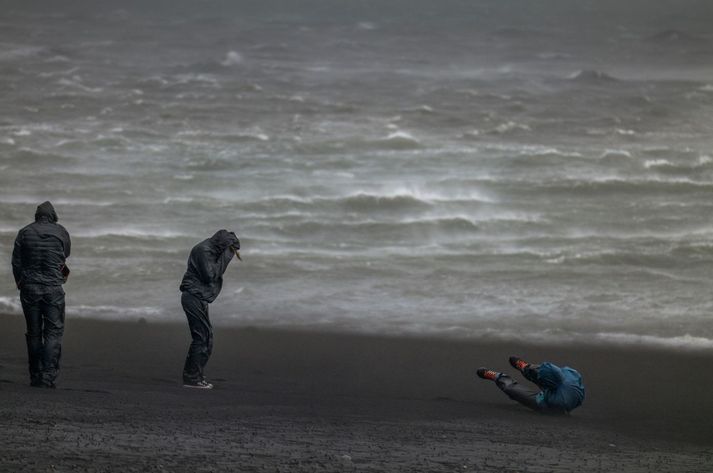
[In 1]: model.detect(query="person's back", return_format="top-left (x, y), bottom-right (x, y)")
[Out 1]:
top-left (12, 201), bottom-right (71, 388)
top-left (179, 230), bottom-right (237, 303)
top-left (535, 362), bottom-right (585, 412)
top-left (13, 202), bottom-right (71, 287)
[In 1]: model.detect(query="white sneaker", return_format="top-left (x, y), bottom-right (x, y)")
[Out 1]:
top-left (183, 380), bottom-right (214, 389)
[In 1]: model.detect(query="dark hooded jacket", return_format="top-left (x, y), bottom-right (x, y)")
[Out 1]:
top-left (12, 201), bottom-right (71, 288)
top-left (179, 230), bottom-right (239, 303)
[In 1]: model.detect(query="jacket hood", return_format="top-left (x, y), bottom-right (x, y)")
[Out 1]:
top-left (209, 229), bottom-right (239, 252)
top-left (537, 363), bottom-right (565, 390)
top-left (35, 201), bottom-right (58, 223)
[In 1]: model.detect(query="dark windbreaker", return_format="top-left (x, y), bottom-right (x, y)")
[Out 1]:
top-left (179, 230), bottom-right (239, 303)
top-left (12, 201), bottom-right (71, 288)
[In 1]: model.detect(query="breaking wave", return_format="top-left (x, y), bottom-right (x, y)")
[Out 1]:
top-left (0, 296), bottom-right (22, 315)
top-left (567, 69), bottom-right (619, 83)
top-left (70, 304), bottom-right (165, 320)
top-left (467, 328), bottom-right (713, 352)
top-left (73, 228), bottom-right (188, 239)
top-left (379, 131), bottom-right (421, 149)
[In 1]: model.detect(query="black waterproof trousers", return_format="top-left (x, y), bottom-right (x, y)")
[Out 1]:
top-left (20, 284), bottom-right (65, 386)
top-left (495, 364), bottom-right (545, 412)
top-left (181, 291), bottom-right (213, 383)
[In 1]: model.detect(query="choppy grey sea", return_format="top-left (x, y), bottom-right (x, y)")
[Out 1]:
top-left (2, 0), bottom-right (713, 349)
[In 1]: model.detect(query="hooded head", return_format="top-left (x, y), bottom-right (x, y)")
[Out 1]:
top-left (35, 201), bottom-right (58, 223)
top-left (209, 229), bottom-right (239, 252)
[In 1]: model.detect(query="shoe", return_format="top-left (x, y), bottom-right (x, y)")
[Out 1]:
top-left (476, 367), bottom-right (500, 381)
top-left (183, 379), bottom-right (214, 389)
top-left (509, 356), bottom-right (529, 371)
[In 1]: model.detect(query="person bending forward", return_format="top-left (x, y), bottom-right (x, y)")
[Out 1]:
top-left (179, 229), bottom-right (240, 389)
top-left (12, 201), bottom-right (71, 388)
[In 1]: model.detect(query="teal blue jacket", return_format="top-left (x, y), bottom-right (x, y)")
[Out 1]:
top-left (535, 362), bottom-right (585, 412)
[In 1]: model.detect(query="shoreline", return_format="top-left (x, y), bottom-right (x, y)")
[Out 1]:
top-left (1, 313), bottom-right (712, 471)
top-left (2, 306), bottom-right (712, 355)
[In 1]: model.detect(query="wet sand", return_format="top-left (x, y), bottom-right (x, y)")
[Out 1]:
top-left (0, 313), bottom-right (712, 472)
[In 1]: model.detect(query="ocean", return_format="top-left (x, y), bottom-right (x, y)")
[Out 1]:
top-left (2, 0), bottom-right (713, 350)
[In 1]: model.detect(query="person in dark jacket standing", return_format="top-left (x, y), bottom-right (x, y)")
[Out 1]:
top-left (179, 229), bottom-right (240, 389)
top-left (12, 201), bottom-right (71, 388)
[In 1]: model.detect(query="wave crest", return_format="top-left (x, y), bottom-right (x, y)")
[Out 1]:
top-left (567, 69), bottom-right (619, 83)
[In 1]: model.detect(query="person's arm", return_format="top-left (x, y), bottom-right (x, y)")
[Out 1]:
top-left (216, 246), bottom-right (235, 277)
top-left (216, 233), bottom-right (239, 276)
top-left (63, 227), bottom-right (71, 258)
top-left (194, 246), bottom-right (218, 284)
top-left (11, 231), bottom-right (22, 289)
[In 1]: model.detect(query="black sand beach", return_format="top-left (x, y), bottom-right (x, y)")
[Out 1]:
top-left (1, 313), bottom-right (712, 472)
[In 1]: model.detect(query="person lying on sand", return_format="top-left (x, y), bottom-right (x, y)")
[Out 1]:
top-left (179, 229), bottom-right (240, 389)
top-left (477, 356), bottom-right (585, 414)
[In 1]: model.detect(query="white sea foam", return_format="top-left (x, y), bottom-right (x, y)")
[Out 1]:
top-left (403, 105), bottom-right (434, 114)
top-left (46, 55), bottom-right (70, 63)
top-left (399, 210), bottom-right (541, 226)
top-left (220, 50), bottom-right (243, 66)
top-left (57, 77), bottom-right (103, 93)
top-left (176, 129), bottom-right (269, 142)
top-left (0, 196), bottom-right (113, 206)
top-left (172, 174), bottom-right (194, 181)
top-left (38, 67), bottom-right (80, 78)
top-left (491, 121), bottom-right (531, 134)
top-left (384, 131), bottom-right (419, 144)
top-left (0, 45), bottom-right (44, 61)
top-left (54, 139), bottom-right (76, 147)
top-left (600, 149), bottom-right (632, 159)
top-left (0, 296), bottom-right (22, 315)
top-left (565, 175), bottom-right (713, 188)
top-left (70, 304), bottom-right (165, 319)
top-left (461, 129), bottom-right (481, 139)
top-left (74, 227), bottom-right (187, 239)
top-left (644, 159), bottom-right (673, 169)
top-left (455, 329), bottom-right (713, 351)
top-left (254, 195), bottom-right (315, 204)
top-left (162, 196), bottom-right (196, 204)
top-left (528, 147), bottom-right (583, 157)
top-left (311, 170), bottom-right (355, 179)
top-left (173, 73), bottom-right (220, 87)
top-left (350, 185), bottom-right (496, 204)
top-left (243, 186), bottom-right (495, 207)
top-left (590, 332), bottom-right (713, 351)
